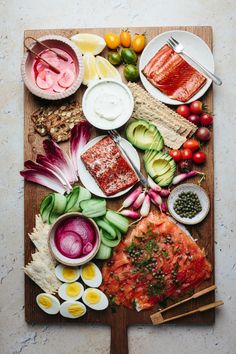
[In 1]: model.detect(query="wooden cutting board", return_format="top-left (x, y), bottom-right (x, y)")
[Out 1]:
top-left (24, 26), bottom-right (214, 354)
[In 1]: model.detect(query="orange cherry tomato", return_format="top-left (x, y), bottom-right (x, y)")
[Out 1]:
top-left (104, 33), bottom-right (120, 49)
top-left (120, 30), bottom-right (131, 48)
top-left (132, 34), bottom-right (146, 53)
top-left (183, 139), bottom-right (200, 152)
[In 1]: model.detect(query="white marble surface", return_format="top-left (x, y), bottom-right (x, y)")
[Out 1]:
top-left (0, 0), bottom-right (236, 353)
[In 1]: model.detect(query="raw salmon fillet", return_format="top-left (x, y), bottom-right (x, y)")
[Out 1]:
top-left (100, 211), bottom-right (212, 310)
top-left (143, 45), bottom-right (206, 102)
top-left (81, 136), bottom-right (138, 196)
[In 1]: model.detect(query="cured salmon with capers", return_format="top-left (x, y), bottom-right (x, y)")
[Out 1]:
top-left (100, 211), bottom-right (212, 310)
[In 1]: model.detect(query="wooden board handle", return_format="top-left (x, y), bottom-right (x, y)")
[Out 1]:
top-left (110, 324), bottom-right (128, 354)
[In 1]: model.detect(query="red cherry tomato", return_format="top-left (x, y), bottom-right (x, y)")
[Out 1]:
top-left (195, 127), bottom-right (211, 142)
top-left (183, 139), bottom-right (200, 152)
top-left (181, 148), bottom-right (193, 160)
top-left (200, 113), bottom-right (213, 126)
top-left (176, 105), bottom-right (190, 118)
top-left (169, 149), bottom-right (182, 162)
top-left (189, 100), bottom-right (203, 114)
top-left (193, 151), bottom-right (206, 164)
top-left (187, 114), bottom-right (201, 126)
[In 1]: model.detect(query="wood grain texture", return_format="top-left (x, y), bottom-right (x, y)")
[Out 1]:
top-left (24, 26), bottom-right (214, 354)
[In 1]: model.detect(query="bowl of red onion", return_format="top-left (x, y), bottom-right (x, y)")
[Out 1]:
top-left (21, 35), bottom-right (84, 100)
top-left (49, 212), bottom-right (101, 266)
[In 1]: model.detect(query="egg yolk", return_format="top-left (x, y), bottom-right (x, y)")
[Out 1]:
top-left (66, 283), bottom-right (81, 297)
top-left (62, 267), bottom-right (77, 281)
top-left (85, 289), bottom-right (100, 304)
top-left (38, 295), bottom-right (52, 309)
top-left (68, 304), bottom-right (84, 317)
top-left (82, 264), bottom-right (95, 280)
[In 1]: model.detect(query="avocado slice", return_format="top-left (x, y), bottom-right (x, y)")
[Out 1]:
top-left (144, 150), bottom-right (176, 187)
top-left (126, 119), bottom-right (164, 151)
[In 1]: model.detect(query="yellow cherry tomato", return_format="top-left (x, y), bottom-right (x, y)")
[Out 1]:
top-left (104, 33), bottom-right (120, 49)
top-left (132, 34), bottom-right (146, 53)
top-left (120, 30), bottom-right (131, 48)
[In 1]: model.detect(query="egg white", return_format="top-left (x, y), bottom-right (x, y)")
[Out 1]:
top-left (82, 288), bottom-right (108, 311)
top-left (58, 282), bottom-right (84, 301)
top-left (60, 300), bottom-right (87, 319)
top-left (55, 264), bottom-right (81, 283)
top-left (81, 262), bottom-right (102, 287)
top-left (36, 293), bottom-right (60, 315)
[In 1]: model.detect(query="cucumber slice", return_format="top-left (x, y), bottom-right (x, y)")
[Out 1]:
top-left (65, 186), bottom-right (91, 212)
top-left (40, 194), bottom-right (53, 222)
top-left (95, 243), bottom-right (112, 260)
top-left (49, 194), bottom-right (67, 224)
top-left (82, 208), bottom-right (106, 218)
top-left (102, 230), bottom-right (116, 240)
top-left (101, 229), bottom-right (121, 247)
top-left (105, 210), bottom-right (129, 233)
top-left (80, 198), bottom-right (106, 211)
top-left (95, 218), bottom-right (117, 238)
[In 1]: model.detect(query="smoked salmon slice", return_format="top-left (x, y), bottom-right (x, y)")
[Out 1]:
top-left (100, 211), bottom-right (212, 311)
top-left (143, 44), bottom-right (206, 102)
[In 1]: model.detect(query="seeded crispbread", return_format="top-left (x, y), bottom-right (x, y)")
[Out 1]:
top-left (128, 83), bottom-right (197, 149)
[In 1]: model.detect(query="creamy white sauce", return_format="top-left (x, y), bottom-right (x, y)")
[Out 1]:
top-left (94, 94), bottom-right (122, 121)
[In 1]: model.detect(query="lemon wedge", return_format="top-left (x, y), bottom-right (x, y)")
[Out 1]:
top-left (82, 53), bottom-right (99, 86)
top-left (70, 33), bottom-right (106, 55)
top-left (95, 56), bottom-right (121, 82)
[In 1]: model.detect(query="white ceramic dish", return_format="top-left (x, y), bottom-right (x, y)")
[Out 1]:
top-left (139, 30), bottom-right (215, 105)
top-left (78, 135), bottom-right (140, 198)
top-left (21, 35), bottom-right (84, 100)
top-left (167, 183), bottom-right (210, 225)
top-left (82, 79), bottom-right (134, 130)
top-left (48, 212), bottom-right (101, 266)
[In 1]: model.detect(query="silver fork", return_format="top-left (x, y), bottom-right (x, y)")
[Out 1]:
top-left (108, 130), bottom-right (148, 188)
top-left (167, 36), bottom-right (222, 86)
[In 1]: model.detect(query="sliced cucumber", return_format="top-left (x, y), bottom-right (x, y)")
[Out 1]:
top-left (65, 186), bottom-right (91, 212)
top-left (80, 198), bottom-right (106, 218)
top-left (40, 193), bottom-right (67, 224)
top-left (82, 209), bottom-right (106, 218)
top-left (95, 218), bottom-right (117, 238)
top-left (105, 210), bottom-right (129, 233)
top-left (95, 243), bottom-right (112, 260)
top-left (101, 229), bottom-right (121, 248)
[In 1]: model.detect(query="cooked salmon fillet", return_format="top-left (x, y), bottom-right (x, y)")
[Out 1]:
top-left (100, 211), bottom-right (212, 311)
top-left (143, 45), bottom-right (206, 102)
top-left (81, 136), bottom-right (138, 196)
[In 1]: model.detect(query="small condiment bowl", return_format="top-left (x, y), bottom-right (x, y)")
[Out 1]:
top-left (48, 212), bottom-right (101, 266)
top-left (167, 183), bottom-right (210, 225)
top-left (21, 35), bottom-right (84, 100)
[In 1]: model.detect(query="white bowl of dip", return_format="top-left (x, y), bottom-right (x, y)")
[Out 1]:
top-left (82, 79), bottom-right (134, 130)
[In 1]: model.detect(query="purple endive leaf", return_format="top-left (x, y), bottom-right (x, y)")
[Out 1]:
top-left (20, 169), bottom-right (68, 194)
top-left (43, 139), bottom-right (77, 183)
top-left (70, 121), bottom-right (91, 174)
top-left (36, 154), bottom-right (72, 190)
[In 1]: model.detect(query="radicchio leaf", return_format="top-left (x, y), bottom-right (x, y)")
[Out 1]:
top-left (70, 121), bottom-right (91, 174)
top-left (43, 139), bottom-right (77, 183)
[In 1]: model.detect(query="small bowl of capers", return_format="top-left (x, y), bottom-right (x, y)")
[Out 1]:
top-left (167, 183), bottom-right (210, 225)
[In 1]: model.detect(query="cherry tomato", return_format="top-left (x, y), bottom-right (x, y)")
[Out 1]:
top-left (183, 139), bottom-right (200, 152)
top-left (169, 149), bottom-right (182, 162)
top-left (120, 30), bottom-right (131, 48)
top-left (200, 113), bottom-right (213, 126)
top-left (195, 127), bottom-right (211, 142)
top-left (132, 34), bottom-right (146, 53)
top-left (104, 33), bottom-right (120, 49)
top-left (176, 105), bottom-right (190, 118)
top-left (178, 160), bottom-right (192, 173)
top-left (187, 114), bottom-right (201, 125)
top-left (189, 100), bottom-right (203, 114)
top-left (181, 148), bottom-right (193, 160)
top-left (193, 151), bottom-right (206, 164)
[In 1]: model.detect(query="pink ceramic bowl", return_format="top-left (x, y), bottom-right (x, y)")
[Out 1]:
top-left (21, 35), bottom-right (84, 100)
top-left (48, 212), bottom-right (101, 266)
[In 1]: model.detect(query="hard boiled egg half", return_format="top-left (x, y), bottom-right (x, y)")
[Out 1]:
top-left (81, 262), bottom-right (102, 287)
top-left (55, 264), bottom-right (81, 283)
top-left (36, 293), bottom-right (60, 315)
top-left (60, 300), bottom-right (86, 319)
top-left (58, 282), bottom-right (84, 301)
top-left (82, 288), bottom-right (108, 310)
